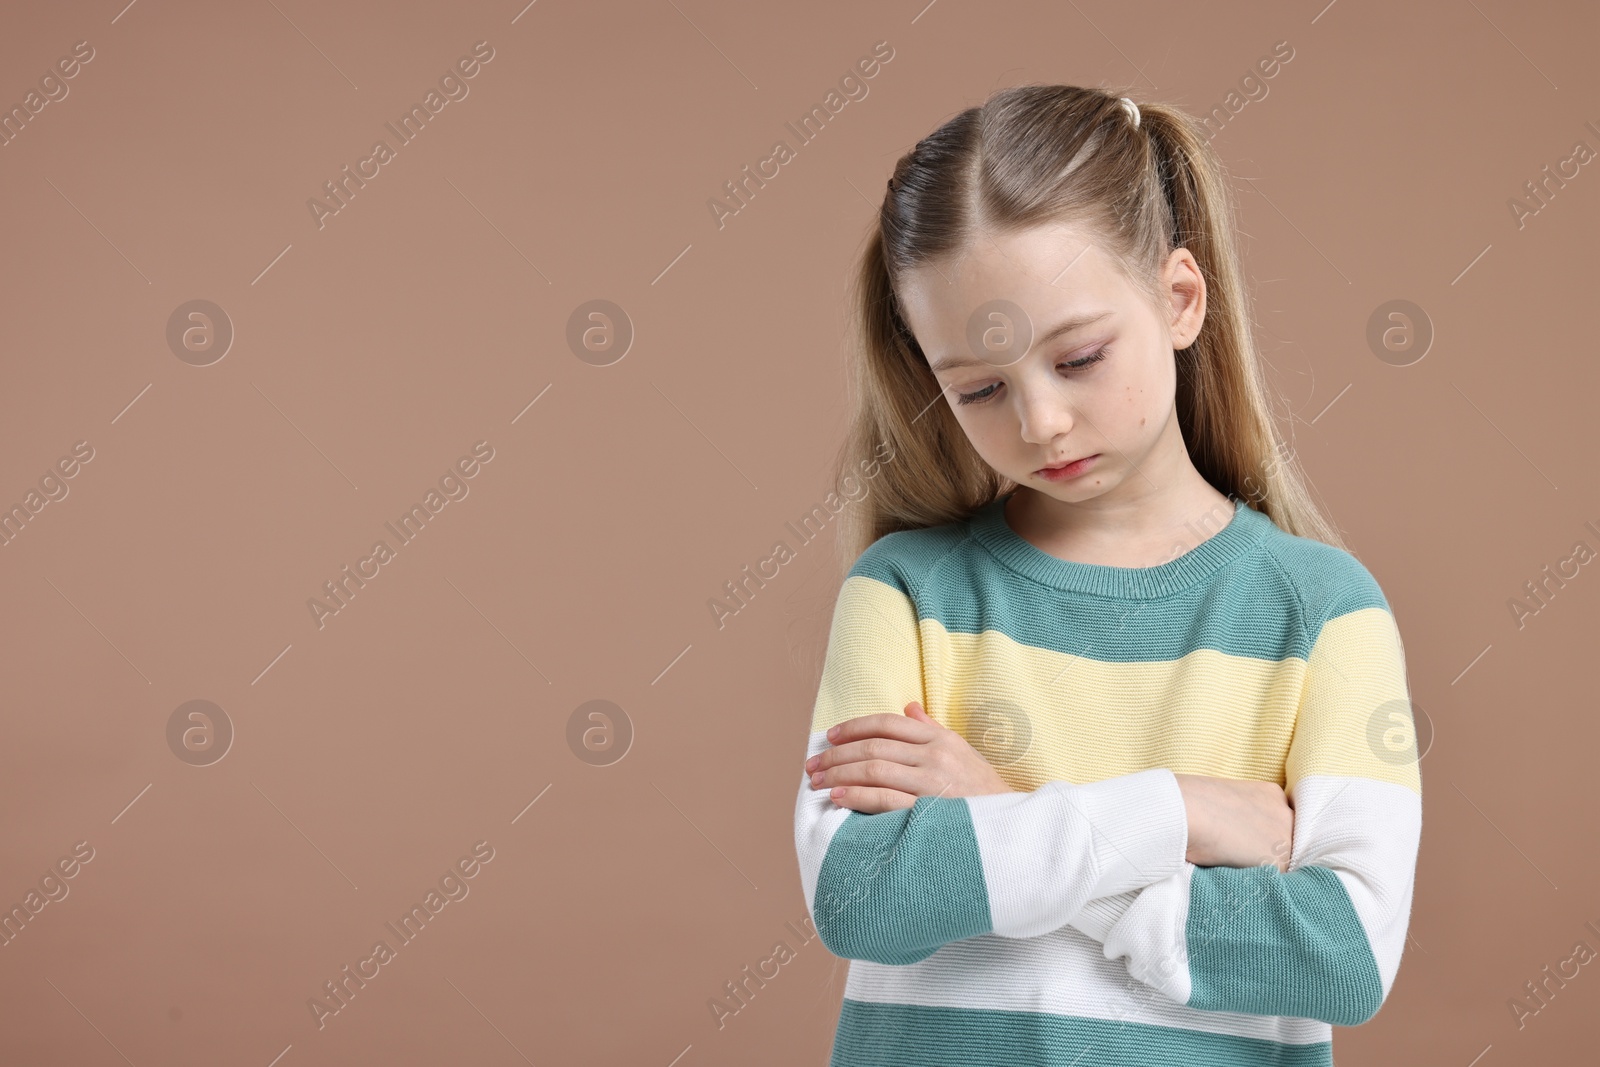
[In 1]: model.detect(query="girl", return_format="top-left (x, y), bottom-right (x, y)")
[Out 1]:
top-left (793, 86), bottom-right (1422, 1066)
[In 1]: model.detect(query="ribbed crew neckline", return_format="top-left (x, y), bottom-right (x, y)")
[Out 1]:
top-left (969, 491), bottom-right (1272, 599)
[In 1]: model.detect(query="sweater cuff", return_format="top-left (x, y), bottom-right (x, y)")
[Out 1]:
top-left (1069, 767), bottom-right (1189, 898)
top-left (1072, 890), bottom-right (1139, 943)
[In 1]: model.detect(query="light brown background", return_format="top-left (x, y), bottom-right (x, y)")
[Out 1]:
top-left (1, 0), bottom-right (1595, 1063)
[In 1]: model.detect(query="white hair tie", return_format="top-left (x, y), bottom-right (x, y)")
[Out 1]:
top-left (1118, 96), bottom-right (1141, 129)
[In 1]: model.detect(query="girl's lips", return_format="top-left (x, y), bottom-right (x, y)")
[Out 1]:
top-left (1035, 454), bottom-right (1098, 481)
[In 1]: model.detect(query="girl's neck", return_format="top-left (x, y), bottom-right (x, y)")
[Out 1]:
top-left (1004, 479), bottom-right (1236, 569)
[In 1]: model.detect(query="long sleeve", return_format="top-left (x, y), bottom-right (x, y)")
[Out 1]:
top-left (1066, 573), bottom-right (1423, 1026)
top-left (794, 564), bottom-right (1190, 967)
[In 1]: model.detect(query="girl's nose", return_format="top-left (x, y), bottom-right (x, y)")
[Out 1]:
top-left (1015, 381), bottom-right (1075, 443)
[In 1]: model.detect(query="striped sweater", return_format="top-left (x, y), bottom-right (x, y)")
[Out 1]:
top-left (793, 492), bottom-right (1423, 1066)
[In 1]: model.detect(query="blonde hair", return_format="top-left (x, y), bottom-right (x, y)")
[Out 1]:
top-left (829, 83), bottom-right (1347, 578)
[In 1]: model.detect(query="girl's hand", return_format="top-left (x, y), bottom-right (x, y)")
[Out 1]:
top-left (1173, 773), bottom-right (1295, 873)
top-left (805, 701), bottom-right (1017, 814)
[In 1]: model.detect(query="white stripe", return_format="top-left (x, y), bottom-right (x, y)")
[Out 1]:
top-left (842, 925), bottom-right (1332, 1046)
top-left (1289, 774), bottom-right (1422, 996)
top-left (968, 768), bottom-right (1188, 938)
top-left (1095, 864), bottom-right (1196, 1004)
top-left (794, 729), bottom-right (852, 917)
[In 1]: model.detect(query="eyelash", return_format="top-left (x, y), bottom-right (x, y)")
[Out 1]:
top-left (953, 347), bottom-right (1108, 406)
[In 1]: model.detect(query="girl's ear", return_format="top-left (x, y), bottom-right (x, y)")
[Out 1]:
top-left (1165, 248), bottom-right (1207, 350)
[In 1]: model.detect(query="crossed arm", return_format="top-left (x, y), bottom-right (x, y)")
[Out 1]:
top-left (793, 571), bottom-right (1422, 1025)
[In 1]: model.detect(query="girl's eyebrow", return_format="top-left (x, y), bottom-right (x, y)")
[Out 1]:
top-left (927, 309), bottom-right (1115, 373)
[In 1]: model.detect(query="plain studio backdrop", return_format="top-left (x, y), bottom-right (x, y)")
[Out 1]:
top-left (0, 0), bottom-right (1595, 1064)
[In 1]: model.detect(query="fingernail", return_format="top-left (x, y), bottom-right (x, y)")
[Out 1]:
top-left (805, 756), bottom-right (818, 771)
top-left (827, 725), bottom-right (840, 740)
top-left (810, 773), bottom-right (824, 787)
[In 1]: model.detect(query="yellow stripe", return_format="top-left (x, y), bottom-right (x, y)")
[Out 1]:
top-left (1284, 607), bottom-right (1421, 795)
top-left (927, 628), bottom-right (1300, 789)
top-left (811, 578), bottom-right (1420, 796)
top-left (810, 574), bottom-right (927, 732)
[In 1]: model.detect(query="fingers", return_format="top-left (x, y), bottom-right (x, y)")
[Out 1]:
top-left (827, 712), bottom-right (937, 747)
top-left (813, 756), bottom-right (929, 798)
top-left (827, 785), bottom-right (918, 815)
top-left (808, 736), bottom-right (923, 776)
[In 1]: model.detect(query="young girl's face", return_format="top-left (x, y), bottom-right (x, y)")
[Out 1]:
top-left (898, 221), bottom-right (1206, 509)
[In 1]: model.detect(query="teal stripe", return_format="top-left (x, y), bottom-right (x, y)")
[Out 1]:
top-left (1186, 864), bottom-right (1384, 1025)
top-left (849, 505), bottom-right (1388, 665)
top-left (831, 998), bottom-right (1332, 1066)
top-left (812, 796), bottom-right (991, 966)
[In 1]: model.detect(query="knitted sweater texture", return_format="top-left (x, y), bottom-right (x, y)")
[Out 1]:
top-left (792, 492), bottom-right (1423, 1066)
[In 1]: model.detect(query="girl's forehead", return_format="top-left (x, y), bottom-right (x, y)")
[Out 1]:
top-left (912, 225), bottom-right (1119, 294)
top-left (900, 237), bottom-right (1128, 338)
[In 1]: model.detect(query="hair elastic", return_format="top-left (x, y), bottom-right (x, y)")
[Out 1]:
top-left (1118, 96), bottom-right (1141, 129)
